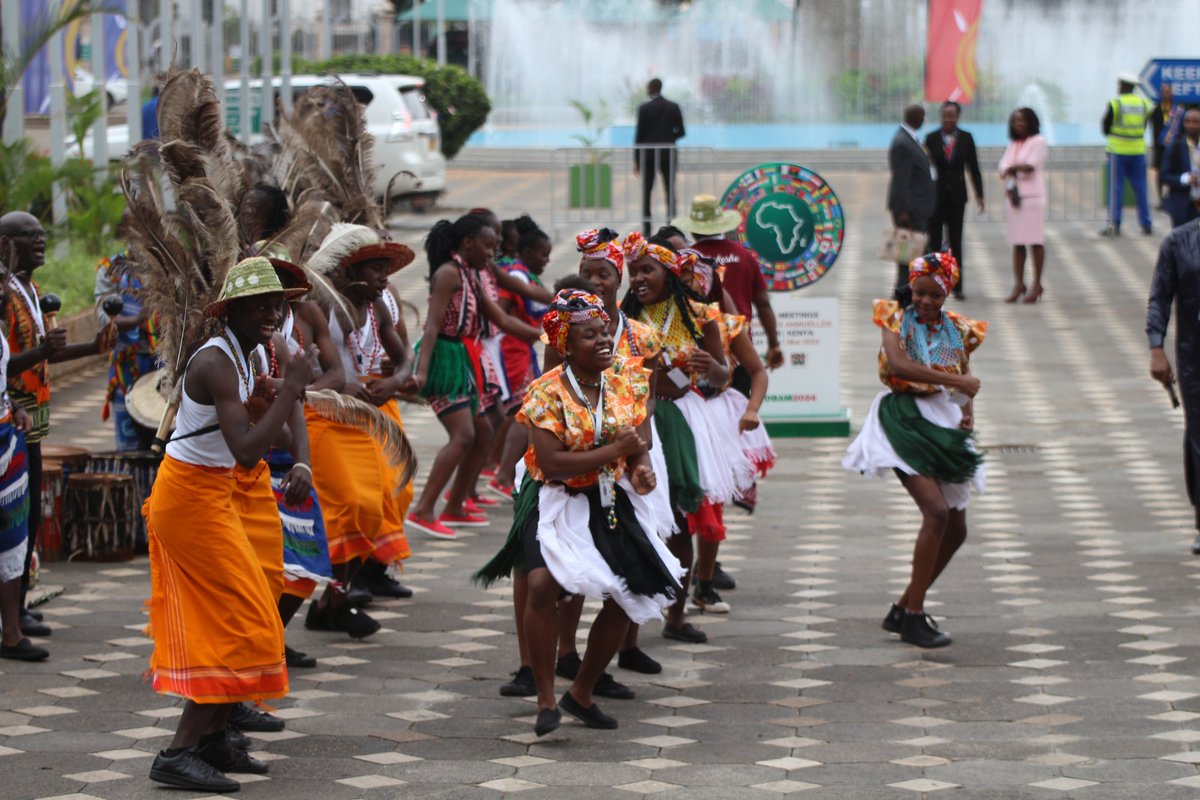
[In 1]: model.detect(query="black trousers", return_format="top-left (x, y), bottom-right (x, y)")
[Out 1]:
top-left (20, 441), bottom-right (42, 607)
top-left (928, 200), bottom-right (966, 293)
top-left (640, 147), bottom-right (678, 235)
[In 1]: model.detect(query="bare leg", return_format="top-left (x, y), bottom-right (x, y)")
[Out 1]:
top-left (495, 420), bottom-right (530, 489)
top-left (620, 622), bottom-right (640, 651)
top-left (512, 571), bottom-right (530, 668)
top-left (278, 593), bottom-right (305, 627)
top-left (412, 406), bottom-right (476, 519)
top-left (894, 473), bottom-right (951, 613)
top-left (568, 600), bottom-right (630, 708)
top-left (1007, 245), bottom-right (1027, 301)
top-left (445, 415), bottom-right (493, 515)
top-left (1029, 244), bottom-right (1046, 292)
top-left (557, 594), bottom-right (584, 658)
top-left (898, 507), bottom-right (967, 609)
top-left (0, 576), bottom-right (22, 647)
top-left (694, 536), bottom-right (720, 582)
top-left (664, 525), bottom-right (693, 628)
top-left (169, 701), bottom-right (233, 750)
top-left (524, 567), bottom-right (564, 711)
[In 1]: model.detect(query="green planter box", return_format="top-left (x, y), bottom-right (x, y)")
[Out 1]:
top-left (569, 163), bottom-right (612, 208)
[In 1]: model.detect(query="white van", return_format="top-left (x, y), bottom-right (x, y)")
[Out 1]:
top-left (80, 72), bottom-right (445, 202)
top-left (224, 74), bottom-right (446, 201)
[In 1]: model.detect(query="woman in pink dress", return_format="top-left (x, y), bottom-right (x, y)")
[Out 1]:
top-left (999, 107), bottom-right (1049, 303)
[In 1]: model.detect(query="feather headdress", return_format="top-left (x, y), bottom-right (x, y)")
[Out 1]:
top-left (263, 80), bottom-right (385, 229)
top-left (119, 69), bottom-right (242, 409)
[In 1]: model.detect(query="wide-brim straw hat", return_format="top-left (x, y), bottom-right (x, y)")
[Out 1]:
top-left (671, 194), bottom-right (743, 235)
top-left (125, 369), bottom-right (170, 430)
top-left (204, 256), bottom-right (307, 318)
top-left (310, 223), bottom-right (415, 277)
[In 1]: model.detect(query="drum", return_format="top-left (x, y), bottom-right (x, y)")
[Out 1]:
top-left (42, 445), bottom-right (90, 478)
top-left (86, 450), bottom-right (160, 546)
top-left (62, 473), bottom-right (137, 562)
top-left (36, 463), bottom-right (65, 562)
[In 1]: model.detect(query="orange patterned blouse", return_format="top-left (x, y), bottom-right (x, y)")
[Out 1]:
top-left (873, 299), bottom-right (987, 395)
top-left (518, 356), bottom-right (651, 489)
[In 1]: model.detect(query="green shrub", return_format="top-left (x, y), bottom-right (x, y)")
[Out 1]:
top-left (38, 237), bottom-right (120, 316)
top-left (298, 53), bottom-right (490, 159)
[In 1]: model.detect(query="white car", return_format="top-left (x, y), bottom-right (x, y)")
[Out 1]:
top-left (81, 73), bottom-right (445, 201)
top-left (72, 67), bottom-right (128, 106)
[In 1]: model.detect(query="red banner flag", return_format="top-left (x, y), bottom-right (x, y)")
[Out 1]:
top-left (925, 0), bottom-right (983, 104)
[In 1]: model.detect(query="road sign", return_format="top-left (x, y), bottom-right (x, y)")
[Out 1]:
top-left (720, 163), bottom-right (845, 292)
top-left (1139, 59), bottom-right (1200, 103)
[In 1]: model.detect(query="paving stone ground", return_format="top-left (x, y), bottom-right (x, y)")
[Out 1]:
top-left (4, 165), bottom-right (1199, 798)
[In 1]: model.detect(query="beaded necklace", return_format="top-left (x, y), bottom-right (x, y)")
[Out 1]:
top-left (349, 302), bottom-right (382, 376)
top-left (218, 327), bottom-right (253, 399)
top-left (899, 307), bottom-right (964, 369)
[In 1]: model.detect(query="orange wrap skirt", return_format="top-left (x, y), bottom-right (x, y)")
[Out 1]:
top-left (307, 405), bottom-right (384, 565)
top-left (144, 455), bottom-right (287, 703)
top-left (370, 398), bottom-right (413, 564)
top-left (231, 460), bottom-right (284, 601)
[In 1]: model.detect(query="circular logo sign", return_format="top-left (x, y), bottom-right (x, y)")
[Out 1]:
top-left (721, 163), bottom-right (844, 291)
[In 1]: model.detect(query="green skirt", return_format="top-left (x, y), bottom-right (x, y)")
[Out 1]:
top-left (654, 400), bottom-right (704, 515)
top-left (473, 473), bottom-right (539, 586)
top-left (878, 392), bottom-right (982, 484)
top-left (415, 336), bottom-right (478, 415)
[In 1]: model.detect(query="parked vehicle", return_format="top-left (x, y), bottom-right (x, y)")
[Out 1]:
top-left (79, 73), bottom-right (445, 203)
top-left (72, 67), bottom-right (128, 106)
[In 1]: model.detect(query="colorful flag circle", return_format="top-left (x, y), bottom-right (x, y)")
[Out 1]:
top-left (721, 163), bottom-right (845, 291)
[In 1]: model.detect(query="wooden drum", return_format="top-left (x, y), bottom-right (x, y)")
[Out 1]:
top-left (36, 463), bottom-right (65, 562)
top-left (87, 451), bottom-right (160, 546)
top-left (62, 473), bottom-right (137, 562)
top-left (42, 444), bottom-right (90, 476)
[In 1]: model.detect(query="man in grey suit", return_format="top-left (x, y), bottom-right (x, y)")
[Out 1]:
top-left (888, 104), bottom-right (936, 296)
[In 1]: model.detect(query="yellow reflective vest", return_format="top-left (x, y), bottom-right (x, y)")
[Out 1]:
top-left (1107, 93), bottom-right (1151, 155)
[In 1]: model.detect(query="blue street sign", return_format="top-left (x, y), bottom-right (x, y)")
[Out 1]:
top-left (1140, 59), bottom-right (1200, 103)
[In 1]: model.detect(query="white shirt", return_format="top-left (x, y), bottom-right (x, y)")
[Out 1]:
top-left (166, 333), bottom-right (254, 469)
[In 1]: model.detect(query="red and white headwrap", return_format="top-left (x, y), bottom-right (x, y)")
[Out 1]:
top-left (679, 248), bottom-right (714, 297)
top-left (908, 252), bottom-right (960, 296)
top-left (622, 231), bottom-right (698, 290)
top-left (542, 289), bottom-right (610, 355)
top-left (576, 229), bottom-right (624, 277)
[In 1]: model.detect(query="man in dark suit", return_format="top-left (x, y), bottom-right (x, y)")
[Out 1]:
top-left (887, 104), bottom-right (935, 294)
top-left (634, 78), bottom-right (686, 235)
top-left (1160, 106), bottom-right (1200, 230)
top-left (925, 101), bottom-right (984, 300)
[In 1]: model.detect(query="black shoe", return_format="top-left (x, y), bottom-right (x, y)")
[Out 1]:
top-left (353, 560), bottom-right (414, 599)
top-left (198, 737), bottom-right (269, 774)
top-left (560, 691), bottom-right (618, 729)
top-left (555, 652), bottom-right (581, 680)
top-left (534, 707), bottom-right (561, 737)
top-left (662, 622), bottom-right (707, 643)
top-left (0, 637), bottom-right (49, 661)
top-left (1100, 225), bottom-right (1120, 237)
top-left (228, 703), bottom-right (285, 733)
top-left (1190, 533), bottom-right (1200, 556)
top-left (1142, 225), bottom-right (1154, 236)
top-left (500, 665), bottom-right (536, 697)
top-left (882, 603), bottom-right (904, 634)
top-left (225, 726), bottom-right (251, 751)
top-left (345, 585), bottom-right (373, 607)
top-left (19, 609), bottom-right (50, 637)
top-left (149, 747), bottom-right (240, 792)
top-left (25, 608), bottom-right (43, 622)
top-left (712, 562), bottom-right (736, 591)
top-left (900, 611), bottom-right (952, 648)
top-left (593, 672), bottom-right (635, 700)
top-left (305, 601), bottom-right (382, 639)
top-left (953, 290), bottom-right (966, 301)
top-left (285, 645), bottom-right (316, 669)
top-left (617, 646), bottom-right (662, 675)
top-left (691, 582), bottom-right (731, 614)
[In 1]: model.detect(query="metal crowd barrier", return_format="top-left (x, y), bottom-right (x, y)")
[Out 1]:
top-left (547, 145), bottom-right (724, 236)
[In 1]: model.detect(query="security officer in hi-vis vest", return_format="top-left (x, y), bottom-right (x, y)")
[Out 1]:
top-left (1101, 71), bottom-right (1155, 237)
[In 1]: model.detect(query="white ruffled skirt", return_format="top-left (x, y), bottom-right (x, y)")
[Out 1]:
top-left (842, 390), bottom-right (986, 510)
top-left (674, 391), bottom-right (756, 504)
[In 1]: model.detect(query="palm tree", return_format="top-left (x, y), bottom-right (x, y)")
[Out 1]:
top-left (1, 1), bottom-right (119, 122)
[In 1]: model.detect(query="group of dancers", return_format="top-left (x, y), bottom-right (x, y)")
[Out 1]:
top-left (0, 67), bottom-right (993, 793)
